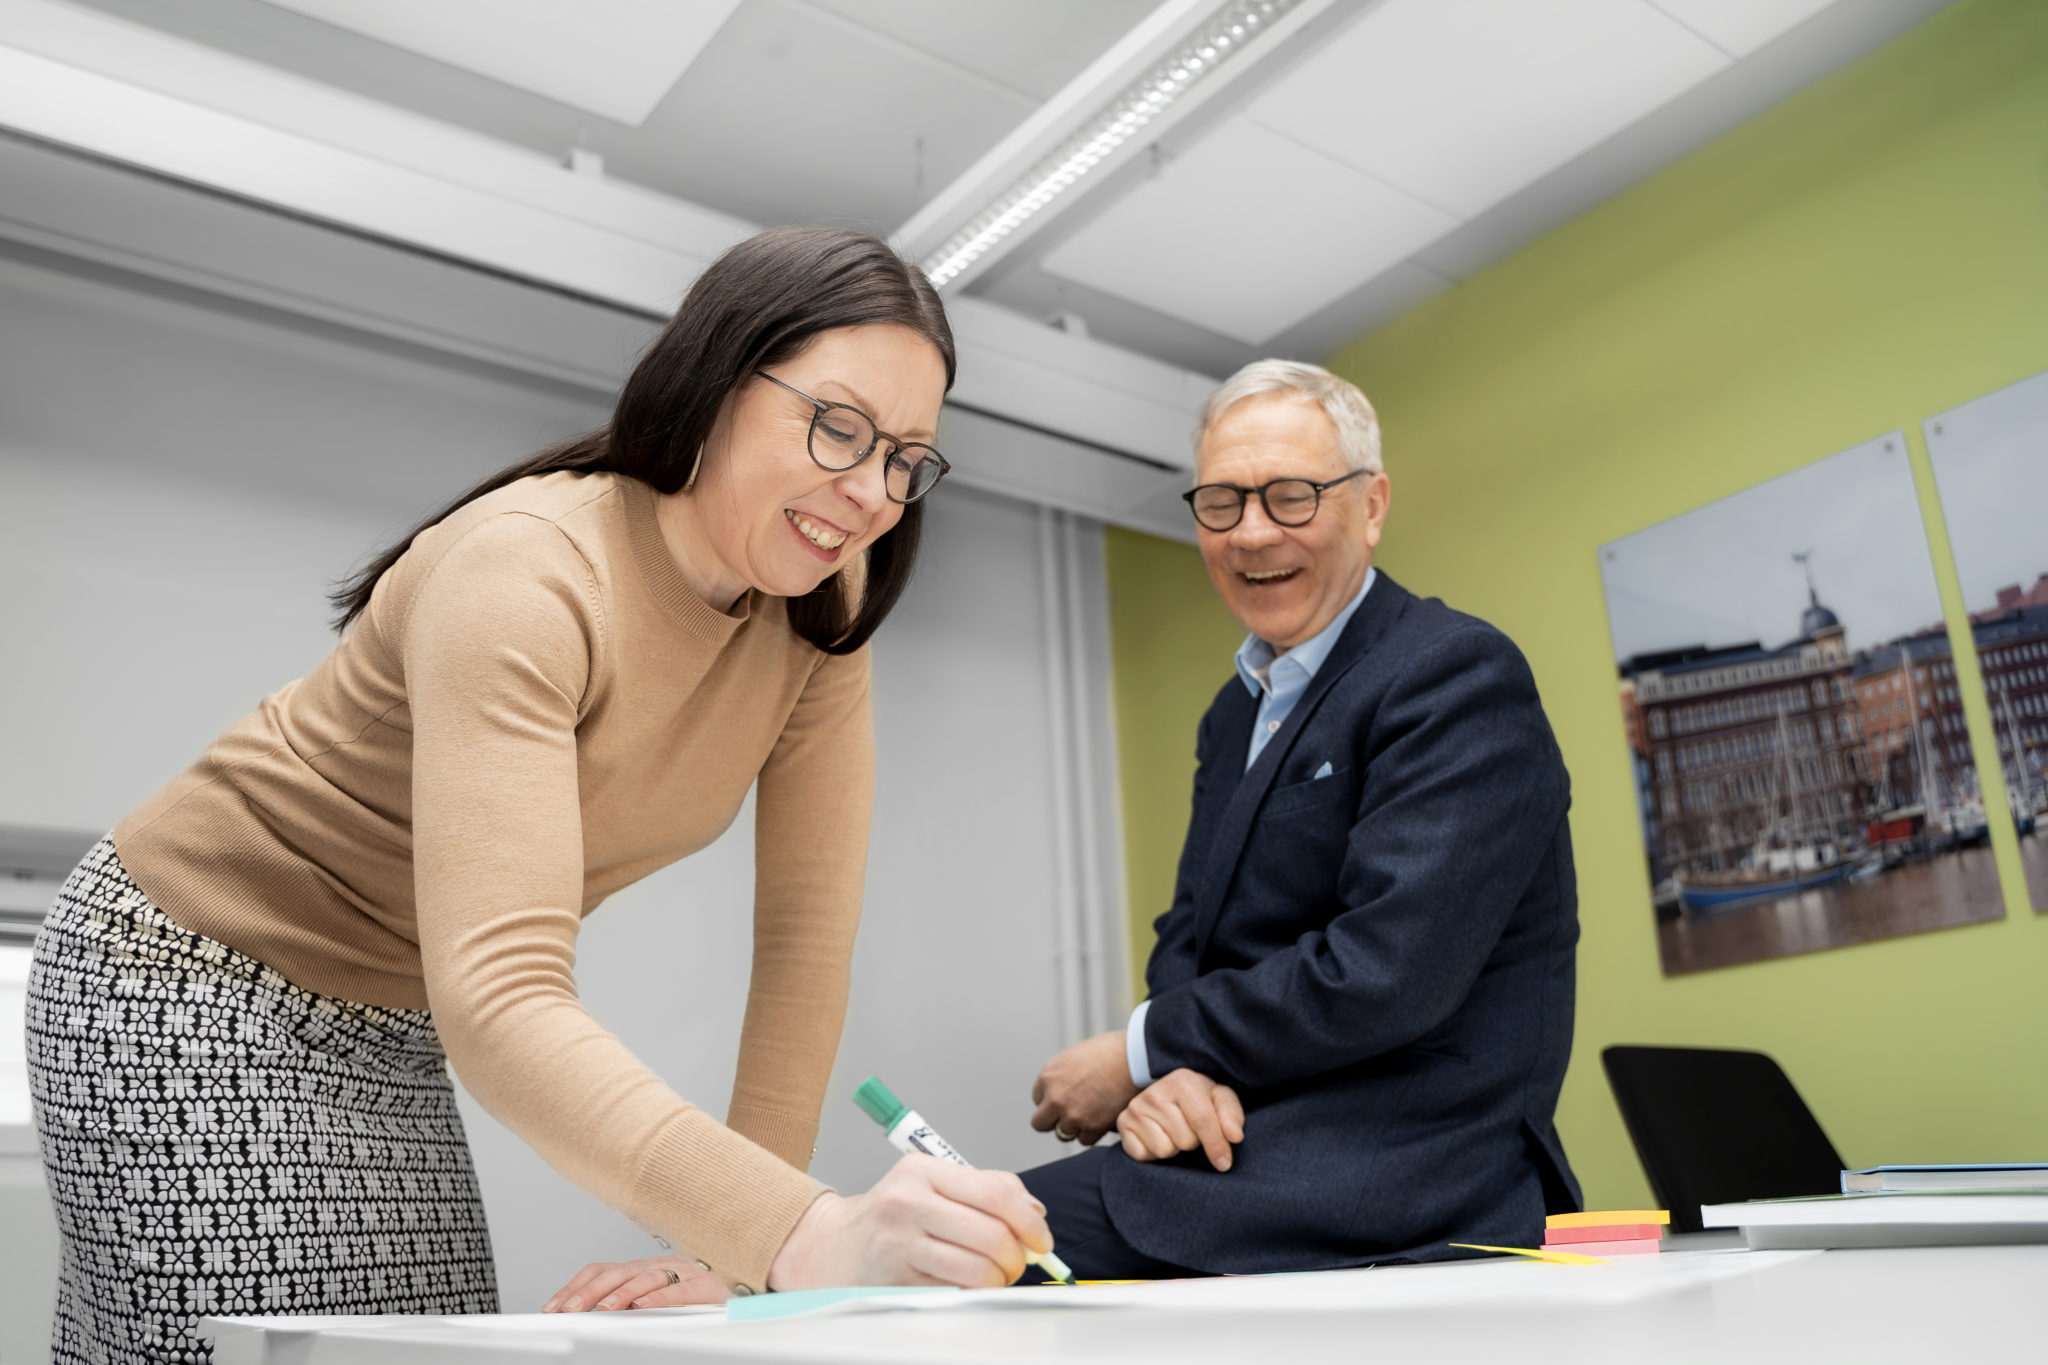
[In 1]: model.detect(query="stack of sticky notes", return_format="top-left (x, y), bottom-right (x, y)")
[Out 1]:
top-left (1544, 1209), bottom-right (1670, 1256)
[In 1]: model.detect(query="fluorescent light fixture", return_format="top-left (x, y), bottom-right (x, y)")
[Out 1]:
top-left (254, 0), bottom-right (742, 126)
top-left (919, 0), bottom-right (1307, 290)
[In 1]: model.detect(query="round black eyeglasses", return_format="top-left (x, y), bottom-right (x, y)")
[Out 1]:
top-left (1182, 469), bottom-right (1368, 532)
top-left (757, 371), bottom-right (951, 504)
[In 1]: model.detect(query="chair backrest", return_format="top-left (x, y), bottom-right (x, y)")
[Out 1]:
top-left (1601, 1045), bottom-right (1846, 1232)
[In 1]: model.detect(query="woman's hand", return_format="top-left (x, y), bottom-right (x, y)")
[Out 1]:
top-left (767, 1154), bottom-right (1053, 1290)
top-left (542, 1256), bottom-right (727, 1312)
top-left (1117, 1068), bottom-right (1245, 1170)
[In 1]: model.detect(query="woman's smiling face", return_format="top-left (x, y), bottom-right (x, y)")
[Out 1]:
top-left (680, 323), bottom-right (948, 605)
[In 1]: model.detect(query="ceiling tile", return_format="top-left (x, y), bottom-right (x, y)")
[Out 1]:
top-left (797, 0), bottom-right (1163, 100)
top-left (67, 0), bottom-right (1037, 231)
top-left (616, 1), bottom-right (1034, 231)
top-left (255, 0), bottom-right (744, 126)
top-left (1039, 118), bottom-right (1459, 346)
top-left (1247, 0), bottom-right (1729, 219)
top-left (1644, 0), bottom-right (1847, 57)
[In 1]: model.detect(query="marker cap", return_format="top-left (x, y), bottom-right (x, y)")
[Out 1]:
top-left (854, 1075), bottom-right (908, 1132)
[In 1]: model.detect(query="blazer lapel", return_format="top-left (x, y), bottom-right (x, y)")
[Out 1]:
top-left (1189, 575), bottom-right (1413, 960)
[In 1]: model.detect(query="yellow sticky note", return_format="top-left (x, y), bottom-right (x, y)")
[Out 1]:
top-left (1545, 1209), bottom-right (1670, 1229)
top-left (1450, 1243), bottom-right (1608, 1266)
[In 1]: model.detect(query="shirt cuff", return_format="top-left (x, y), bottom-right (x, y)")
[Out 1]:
top-left (1125, 999), bottom-right (1155, 1089)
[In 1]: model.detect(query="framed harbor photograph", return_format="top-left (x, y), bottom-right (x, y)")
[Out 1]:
top-left (1600, 432), bottom-right (2005, 976)
top-left (1924, 368), bottom-right (2048, 911)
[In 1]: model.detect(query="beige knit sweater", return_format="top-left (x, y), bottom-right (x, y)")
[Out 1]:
top-left (114, 470), bottom-right (870, 1293)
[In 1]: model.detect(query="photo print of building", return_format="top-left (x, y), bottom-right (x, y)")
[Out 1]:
top-left (1601, 432), bottom-right (2005, 976)
top-left (1925, 366), bottom-right (2048, 911)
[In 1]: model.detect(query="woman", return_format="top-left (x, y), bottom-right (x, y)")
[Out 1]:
top-left (25, 227), bottom-right (1051, 1362)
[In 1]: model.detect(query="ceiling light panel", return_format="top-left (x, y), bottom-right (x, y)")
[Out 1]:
top-left (916, 0), bottom-right (1321, 290)
top-left (1039, 117), bottom-right (1458, 345)
top-left (1246, 0), bottom-right (1729, 220)
top-left (255, 0), bottom-right (742, 126)
top-left (1644, 0), bottom-right (1847, 57)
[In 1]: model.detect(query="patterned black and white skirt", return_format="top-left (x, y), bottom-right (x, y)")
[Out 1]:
top-left (26, 840), bottom-right (499, 1365)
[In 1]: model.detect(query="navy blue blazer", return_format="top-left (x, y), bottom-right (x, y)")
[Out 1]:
top-left (1101, 572), bottom-right (1582, 1273)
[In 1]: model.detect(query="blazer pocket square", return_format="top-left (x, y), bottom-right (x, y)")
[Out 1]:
top-left (1313, 761), bottom-right (1334, 779)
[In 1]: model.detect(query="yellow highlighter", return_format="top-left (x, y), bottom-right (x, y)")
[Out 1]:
top-left (853, 1075), bottom-right (1076, 1284)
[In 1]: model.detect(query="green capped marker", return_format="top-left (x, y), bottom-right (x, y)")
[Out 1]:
top-left (854, 1075), bottom-right (1075, 1284)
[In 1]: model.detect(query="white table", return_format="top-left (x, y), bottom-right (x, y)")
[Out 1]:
top-left (207, 1243), bottom-right (2040, 1365)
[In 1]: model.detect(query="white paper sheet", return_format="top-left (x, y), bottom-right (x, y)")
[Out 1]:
top-left (736, 1249), bottom-right (1816, 1321)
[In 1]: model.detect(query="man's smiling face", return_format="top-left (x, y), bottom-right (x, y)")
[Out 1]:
top-left (1193, 392), bottom-right (1390, 651)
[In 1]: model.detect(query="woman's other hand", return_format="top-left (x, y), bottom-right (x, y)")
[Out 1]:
top-left (767, 1154), bottom-right (1053, 1290)
top-left (542, 1256), bottom-right (727, 1312)
top-left (1117, 1068), bottom-right (1244, 1170)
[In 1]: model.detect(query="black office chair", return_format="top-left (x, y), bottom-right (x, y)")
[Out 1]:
top-left (1601, 1045), bottom-right (1846, 1233)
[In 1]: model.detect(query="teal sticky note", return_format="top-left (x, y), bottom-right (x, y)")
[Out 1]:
top-left (727, 1286), bottom-right (959, 1321)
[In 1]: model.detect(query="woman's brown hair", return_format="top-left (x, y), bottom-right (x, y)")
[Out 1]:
top-left (330, 225), bottom-right (955, 654)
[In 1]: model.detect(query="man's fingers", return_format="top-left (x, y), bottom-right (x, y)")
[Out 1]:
top-left (1117, 1111), bottom-right (1150, 1161)
top-left (1031, 1073), bottom-right (1048, 1106)
top-left (1128, 1111), bottom-right (1179, 1161)
top-left (1189, 1098), bottom-right (1234, 1171)
top-left (1217, 1086), bottom-right (1246, 1144)
top-left (1148, 1095), bottom-right (1203, 1155)
top-left (1029, 1099), bottom-right (1063, 1133)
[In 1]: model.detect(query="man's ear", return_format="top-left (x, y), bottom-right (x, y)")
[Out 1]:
top-left (1362, 473), bottom-right (1392, 550)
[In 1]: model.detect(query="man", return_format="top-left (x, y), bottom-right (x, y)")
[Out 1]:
top-left (1022, 360), bottom-right (1581, 1278)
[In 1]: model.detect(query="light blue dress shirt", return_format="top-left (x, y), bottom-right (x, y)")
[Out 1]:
top-left (1125, 568), bottom-right (1376, 1088)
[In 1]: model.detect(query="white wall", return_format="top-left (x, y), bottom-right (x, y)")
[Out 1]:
top-left (0, 237), bottom-right (1123, 1327)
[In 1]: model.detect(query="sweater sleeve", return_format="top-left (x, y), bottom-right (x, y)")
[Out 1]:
top-left (727, 643), bottom-right (873, 1170)
top-left (404, 513), bottom-right (822, 1295)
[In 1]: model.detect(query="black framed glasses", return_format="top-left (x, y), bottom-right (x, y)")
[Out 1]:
top-left (757, 371), bottom-right (951, 504)
top-left (1182, 469), bottom-right (1368, 532)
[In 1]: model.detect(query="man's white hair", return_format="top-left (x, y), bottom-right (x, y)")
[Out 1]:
top-left (1193, 359), bottom-right (1383, 476)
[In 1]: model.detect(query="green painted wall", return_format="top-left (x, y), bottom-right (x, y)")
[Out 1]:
top-left (1104, 0), bottom-right (2048, 1211)
top-left (1104, 527), bottom-right (1246, 1004)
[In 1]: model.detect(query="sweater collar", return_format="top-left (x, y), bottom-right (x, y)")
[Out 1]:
top-left (621, 476), bottom-right (751, 644)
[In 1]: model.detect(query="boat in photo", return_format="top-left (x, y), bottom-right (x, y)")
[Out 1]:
top-left (1674, 841), bottom-right (1858, 911)
top-left (1996, 682), bottom-right (2042, 836)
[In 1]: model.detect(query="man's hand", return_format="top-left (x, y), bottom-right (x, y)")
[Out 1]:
top-left (1117, 1068), bottom-right (1244, 1170)
top-left (1031, 1030), bottom-right (1139, 1146)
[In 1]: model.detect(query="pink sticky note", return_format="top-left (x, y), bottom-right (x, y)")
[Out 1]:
top-left (1545, 1223), bottom-right (1663, 1246)
top-left (1543, 1238), bottom-right (1661, 1257)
